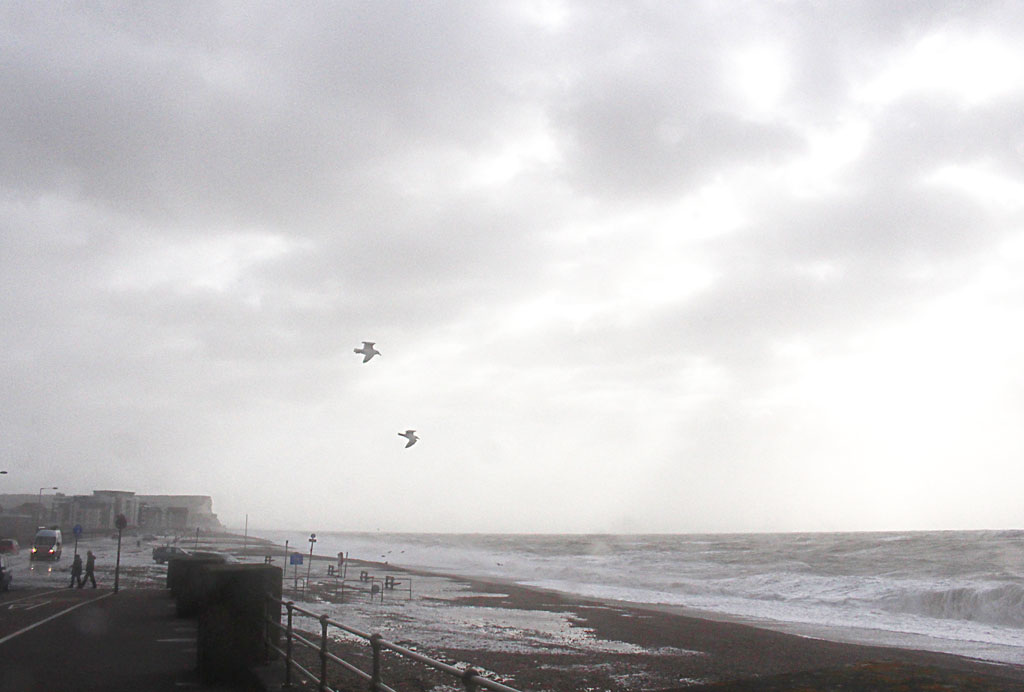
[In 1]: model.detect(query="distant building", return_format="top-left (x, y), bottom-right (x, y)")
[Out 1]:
top-left (0, 493), bottom-right (63, 527)
top-left (0, 513), bottom-right (37, 547)
top-left (0, 493), bottom-right (68, 545)
top-left (1, 490), bottom-right (221, 536)
top-left (136, 495), bottom-right (220, 532)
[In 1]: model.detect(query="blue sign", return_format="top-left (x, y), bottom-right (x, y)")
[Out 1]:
top-left (289, 552), bottom-right (303, 566)
top-left (73, 524), bottom-right (82, 537)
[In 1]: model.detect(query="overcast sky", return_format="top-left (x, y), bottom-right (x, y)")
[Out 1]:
top-left (3, 1), bottom-right (1024, 533)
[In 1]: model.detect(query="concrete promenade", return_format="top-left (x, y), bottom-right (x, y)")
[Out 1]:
top-left (0, 587), bottom-right (245, 692)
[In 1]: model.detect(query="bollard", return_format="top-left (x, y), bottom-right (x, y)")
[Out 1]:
top-left (462, 666), bottom-right (481, 692)
top-left (370, 633), bottom-right (383, 691)
top-left (319, 614), bottom-right (329, 692)
top-left (285, 602), bottom-right (294, 687)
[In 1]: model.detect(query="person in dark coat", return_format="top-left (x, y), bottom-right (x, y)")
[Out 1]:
top-left (79, 550), bottom-right (97, 588)
top-left (69, 553), bottom-right (83, 588)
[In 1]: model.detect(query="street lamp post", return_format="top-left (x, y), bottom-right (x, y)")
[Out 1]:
top-left (305, 533), bottom-right (317, 597)
top-left (37, 486), bottom-right (58, 525)
top-left (114, 513), bottom-right (127, 593)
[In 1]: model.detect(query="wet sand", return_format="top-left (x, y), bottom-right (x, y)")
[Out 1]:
top-left (286, 559), bottom-right (1024, 691)
top-left (445, 575), bottom-right (1024, 690)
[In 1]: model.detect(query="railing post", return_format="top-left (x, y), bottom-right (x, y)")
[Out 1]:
top-left (285, 602), bottom-right (294, 687)
top-left (369, 633), bottom-right (383, 691)
top-left (462, 666), bottom-right (480, 692)
top-left (319, 614), bottom-right (330, 692)
top-left (263, 595), bottom-right (270, 661)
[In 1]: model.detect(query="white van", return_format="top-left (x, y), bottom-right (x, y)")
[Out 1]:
top-left (30, 528), bottom-right (62, 561)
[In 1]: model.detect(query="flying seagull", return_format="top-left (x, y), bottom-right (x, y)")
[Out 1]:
top-left (354, 341), bottom-right (380, 363)
top-left (398, 430), bottom-right (419, 448)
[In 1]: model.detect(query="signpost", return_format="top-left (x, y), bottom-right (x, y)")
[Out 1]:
top-left (290, 551), bottom-right (303, 590)
top-left (335, 551), bottom-right (347, 596)
top-left (73, 524), bottom-right (82, 557)
top-left (114, 513), bottom-right (127, 594)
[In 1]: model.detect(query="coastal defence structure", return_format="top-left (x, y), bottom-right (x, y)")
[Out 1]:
top-left (0, 489), bottom-right (221, 543)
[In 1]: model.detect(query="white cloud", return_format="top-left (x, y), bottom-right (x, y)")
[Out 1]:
top-left (727, 42), bottom-right (792, 115)
top-left (924, 162), bottom-right (1024, 213)
top-left (775, 118), bottom-right (871, 197)
top-left (108, 232), bottom-right (300, 298)
top-left (3, 1), bottom-right (1024, 533)
top-left (856, 31), bottom-right (1024, 107)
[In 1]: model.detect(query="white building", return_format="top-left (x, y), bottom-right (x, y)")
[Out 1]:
top-left (136, 494), bottom-right (220, 531)
top-left (42, 490), bottom-right (221, 533)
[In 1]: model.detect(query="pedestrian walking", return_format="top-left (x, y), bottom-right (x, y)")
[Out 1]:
top-left (69, 553), bottom-right (83, 588)
top-left (0, 558), bottom-right (11, 592)
top-left (79, 550), bottom-right (97, 588)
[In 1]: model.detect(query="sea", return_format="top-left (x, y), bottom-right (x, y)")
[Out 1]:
top-left (259, 529), bottom-right (1024, 665)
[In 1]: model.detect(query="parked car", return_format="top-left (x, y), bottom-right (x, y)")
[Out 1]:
top-left (0, 538), bottom-right (19, 554)
top-left (0, 555), bottom-right (11, 591)
top-left (30, 528), bottom-right (62, 561)
top-left (152, 546), bottom-right (190, 563)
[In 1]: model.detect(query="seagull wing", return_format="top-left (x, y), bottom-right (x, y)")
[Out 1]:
top-left (355, 342), bottom-right (379, 362)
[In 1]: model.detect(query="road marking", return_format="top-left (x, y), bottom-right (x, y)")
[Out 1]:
top-left (0, 592), bottom-right (113, 646)
top-left (0, 588), bottom-right (65, 606)
top-left (7, 599), bottom-right (52, 611)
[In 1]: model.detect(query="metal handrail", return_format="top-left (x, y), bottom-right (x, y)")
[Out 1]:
top-left (264, 595), bottom-right (524, 692)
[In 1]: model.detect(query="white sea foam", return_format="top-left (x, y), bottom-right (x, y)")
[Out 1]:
top-left (260, 530), bottom-right (1024, 664)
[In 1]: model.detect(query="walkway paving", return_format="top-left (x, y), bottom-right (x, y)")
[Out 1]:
top-left (0, 587), bottom-right (243, 691)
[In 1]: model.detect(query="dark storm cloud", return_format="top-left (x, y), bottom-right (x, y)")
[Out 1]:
top-left (559, 89), bottom-right (802, 199)
top-left (0, 2), bottom-right (547, 226)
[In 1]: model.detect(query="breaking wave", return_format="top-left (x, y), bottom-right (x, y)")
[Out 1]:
top-left (885, 582), bottom-right (1024, 628)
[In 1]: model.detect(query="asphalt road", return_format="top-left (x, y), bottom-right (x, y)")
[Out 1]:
top-left (0, 587), bottom-right (222, 692)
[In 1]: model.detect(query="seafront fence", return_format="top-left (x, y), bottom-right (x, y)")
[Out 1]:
top-left (264, 596), bottom-right (523, 692)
